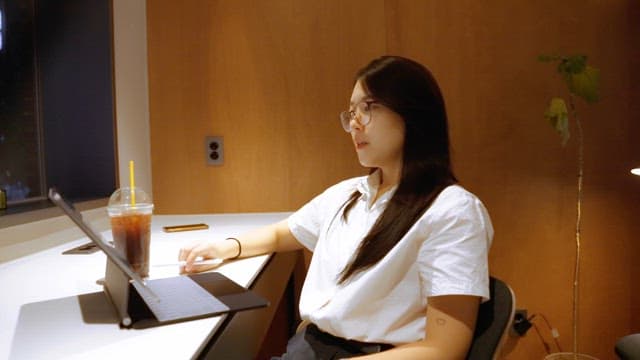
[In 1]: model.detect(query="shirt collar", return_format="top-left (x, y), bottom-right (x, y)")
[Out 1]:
top-left (355, 169), bottom-right (398, 207)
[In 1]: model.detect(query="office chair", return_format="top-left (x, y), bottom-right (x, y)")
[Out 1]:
top-left (466, 276), bottom-right (516, 360)
top-left (615, 333), bottom-right (640, 360)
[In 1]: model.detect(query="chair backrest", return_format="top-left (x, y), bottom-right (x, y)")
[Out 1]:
top-left (466, 276), bottom-right (516, 360)
top-left (615, 333), bottom-right (640, 360)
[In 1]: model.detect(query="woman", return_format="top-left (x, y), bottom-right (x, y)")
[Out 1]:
top-left (179, 56), bottom-right (493, 359)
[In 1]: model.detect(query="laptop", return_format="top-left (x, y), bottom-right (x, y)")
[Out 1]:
top-left (48, 188), bottom-right (269, 328)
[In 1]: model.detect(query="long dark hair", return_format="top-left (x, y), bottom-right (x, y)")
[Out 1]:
top-left (338, 56), bottom-right (457, 283)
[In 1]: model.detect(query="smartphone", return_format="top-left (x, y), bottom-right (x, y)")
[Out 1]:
top-left (162, 223), bottom-right (210, 232)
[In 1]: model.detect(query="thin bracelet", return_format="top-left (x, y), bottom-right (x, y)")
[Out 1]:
top-left (226, 237), bottom-right (241, 259)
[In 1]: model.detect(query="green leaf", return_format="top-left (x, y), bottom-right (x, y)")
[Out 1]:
top-left (544, 97), bottom-right (570, 146)
top-left (567, 65), bottom-right (600, 103)
top-left (558, 55), bottom-right (587, 75)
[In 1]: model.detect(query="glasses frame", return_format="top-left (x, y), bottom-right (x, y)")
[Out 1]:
top-left (339, 99), bottom-right (380, 132)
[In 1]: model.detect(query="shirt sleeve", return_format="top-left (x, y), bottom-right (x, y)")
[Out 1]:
top-left (416, 188), bottom-right (493, 301)
top-left (288, 179), bottom-right (358, 252)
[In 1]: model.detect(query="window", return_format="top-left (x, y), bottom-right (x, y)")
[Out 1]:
top-left (0, 0), bottom-right (44, 206)
top-left (0, 6), bottom-right (4, 51)
top-left (0, 0), bottom-right (116, 216)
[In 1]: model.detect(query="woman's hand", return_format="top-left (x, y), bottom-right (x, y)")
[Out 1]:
top-left (178, 239), bottom-right (237, 273)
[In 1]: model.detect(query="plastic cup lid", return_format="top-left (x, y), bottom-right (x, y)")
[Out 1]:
top-left (107, 187), bottom-right (154, 215)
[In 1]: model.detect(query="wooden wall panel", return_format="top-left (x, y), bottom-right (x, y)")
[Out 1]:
top-left (147, 1), bottom-right (391, 214)
top-left (147, 1), bottom-right (640, 359)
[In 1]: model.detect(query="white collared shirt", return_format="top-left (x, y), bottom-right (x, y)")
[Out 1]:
top-left (287, 170), bottom-right (493, 345)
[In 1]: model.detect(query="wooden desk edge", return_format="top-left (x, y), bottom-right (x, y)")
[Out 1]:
top-left (194, 250), bottom-right (302, 359)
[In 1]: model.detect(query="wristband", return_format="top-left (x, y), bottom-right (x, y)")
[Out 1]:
top-left (226, 237), bottom-right (241, 259)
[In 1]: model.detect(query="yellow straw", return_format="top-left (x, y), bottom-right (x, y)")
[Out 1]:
top-left (129, 160), bottom-right (136, 206)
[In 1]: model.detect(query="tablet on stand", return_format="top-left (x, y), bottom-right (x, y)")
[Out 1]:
top-left (48, 188), bottom-right (269, 328)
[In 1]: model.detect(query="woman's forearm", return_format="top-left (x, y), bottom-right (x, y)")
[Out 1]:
top-left (232, 219), bottom-right (302, 258)
top-left (180, 219), bottom-right (302, 272)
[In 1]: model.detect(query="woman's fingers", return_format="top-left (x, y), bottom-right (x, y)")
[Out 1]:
top-left (180, 261), bottom-right (220, 274)
top-left (180, 241), bottom-right (218, 273)
top-left (178, 242), bottom-right (199, 261)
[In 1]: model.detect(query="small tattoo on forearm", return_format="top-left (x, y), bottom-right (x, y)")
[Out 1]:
top-left (436, 318), bottom-right (446, 326)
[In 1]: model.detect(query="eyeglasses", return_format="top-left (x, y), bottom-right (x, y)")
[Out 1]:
top-left (339, 100), bottom-right (379, 132)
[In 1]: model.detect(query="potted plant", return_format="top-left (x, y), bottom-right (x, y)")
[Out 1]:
top-left (539, 54), bottom-right (600, 359)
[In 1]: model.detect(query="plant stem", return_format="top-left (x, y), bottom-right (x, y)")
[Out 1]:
top-left (570, 94), bottom-right (583, 359)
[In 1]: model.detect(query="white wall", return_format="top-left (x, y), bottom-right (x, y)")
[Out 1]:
top-left (113, 0), bottom-right (153, 195)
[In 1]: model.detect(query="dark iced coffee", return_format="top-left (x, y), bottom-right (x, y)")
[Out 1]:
top-left (111, 213), bottom-right (151, 277)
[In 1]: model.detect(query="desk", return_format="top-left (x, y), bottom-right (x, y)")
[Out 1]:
top-left (0, 212), bottom-right (297, 360)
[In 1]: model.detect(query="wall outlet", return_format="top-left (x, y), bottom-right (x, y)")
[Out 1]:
top-left (205, 136), bottom-right (224, 166)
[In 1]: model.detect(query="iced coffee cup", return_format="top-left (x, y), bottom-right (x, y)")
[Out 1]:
top-left (107, 187), bottom-right (153, 278)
